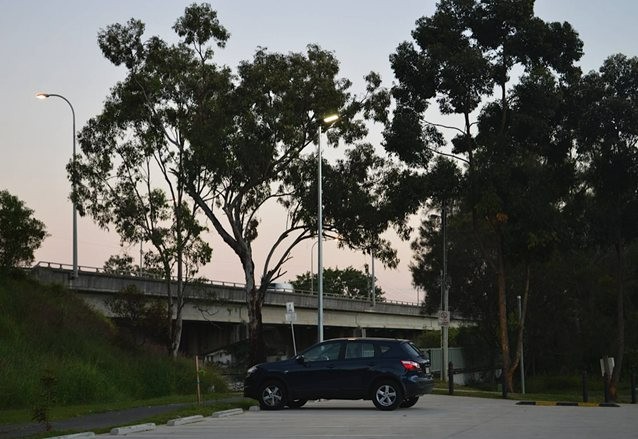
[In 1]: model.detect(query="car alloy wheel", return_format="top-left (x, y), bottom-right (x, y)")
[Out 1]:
top-left (372, 380), bottom-right (403, 411)
top-left (259, 380), bottom-right (286, 410)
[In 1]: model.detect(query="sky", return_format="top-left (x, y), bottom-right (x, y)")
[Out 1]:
top-left (2, 0), bottom-right (638, 303)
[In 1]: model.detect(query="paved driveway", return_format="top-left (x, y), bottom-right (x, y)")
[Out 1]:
top-left (104, 395), bottom-right (636, 439)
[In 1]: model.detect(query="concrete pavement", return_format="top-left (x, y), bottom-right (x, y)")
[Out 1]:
top-left (97, 394), bottom-right (636, 439)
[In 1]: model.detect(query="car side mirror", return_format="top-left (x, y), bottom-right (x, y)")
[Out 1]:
top-left (295, 354), bottom-right (305, 364)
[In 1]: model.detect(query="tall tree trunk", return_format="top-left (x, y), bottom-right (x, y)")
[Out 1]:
top-left (509, 264), bottom-right (530, 391)
top-left (496, 233), bottom-right (512, 392)
top-left (247, 286), bottom-right (266, 366)
top-left (171, 205), bottom-right (185, 358)
top-left (609, 240), bottom-right (625, 400)
top-left (242, 254), bottom-right (266, 366)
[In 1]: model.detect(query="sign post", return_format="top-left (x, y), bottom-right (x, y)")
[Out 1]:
top-left (285, 302), bottom-right (298, 355)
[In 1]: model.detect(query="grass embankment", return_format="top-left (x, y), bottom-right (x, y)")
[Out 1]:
top-left (0, 272), bottom-right (237, 423)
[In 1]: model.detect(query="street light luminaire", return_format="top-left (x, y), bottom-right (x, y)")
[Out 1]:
top-left (317, 113), bottom-right (339, 342)
top-left (35, 92), bottom-right (78, 279)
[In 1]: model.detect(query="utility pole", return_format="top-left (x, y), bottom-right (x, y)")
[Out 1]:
top-left (442, 200), bottom-right (449, 382)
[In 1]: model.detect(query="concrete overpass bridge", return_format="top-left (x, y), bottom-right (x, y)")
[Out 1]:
top-left (31, 263), bottom-right (461, 359)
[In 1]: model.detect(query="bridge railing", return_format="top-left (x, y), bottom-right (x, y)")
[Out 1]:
top-left (32, 261), bottom-right (420, 307)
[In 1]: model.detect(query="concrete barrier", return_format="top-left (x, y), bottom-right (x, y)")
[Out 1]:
top-left (110, 423), bottom-right (156, 435)
top-left (167, 415), bottom-right (205, 426)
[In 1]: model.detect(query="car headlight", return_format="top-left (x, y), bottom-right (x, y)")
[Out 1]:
top-left (246, 366), bottom-right (258, 376)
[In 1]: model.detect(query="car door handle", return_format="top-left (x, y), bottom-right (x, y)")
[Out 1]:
top-left (327, 364), bottom-right (336, 369)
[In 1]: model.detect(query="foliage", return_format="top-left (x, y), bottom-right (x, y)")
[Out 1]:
top-left (87, 3), bottom-right (397, 365)
top-left (105, 285), bottom-right (169, 347)
top-left (0, 273), bottom-right (226, 410)
top-left (75, 6), bottom-right (217, 357)
top-left (291, 266), bottom-right (385, 301)
top-left (386, 0), bottom-right (583, 391)
top-left (31, 370), bottom-right (56, 431)
top-left (570, 54), bottom-right (638, 397)
top-left (0, 190), bottom-right (47, 269)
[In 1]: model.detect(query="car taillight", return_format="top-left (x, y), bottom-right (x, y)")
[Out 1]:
top-left (401, 360), bottom-right (420, 371)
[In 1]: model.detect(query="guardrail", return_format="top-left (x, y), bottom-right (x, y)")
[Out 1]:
top-left (32, 261), bottom-right (420, 307)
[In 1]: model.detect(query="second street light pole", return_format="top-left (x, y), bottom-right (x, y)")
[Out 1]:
top-left (317, 114), bottom-right (338, 343)
top-left (442, 199), bottom-right (449, 381)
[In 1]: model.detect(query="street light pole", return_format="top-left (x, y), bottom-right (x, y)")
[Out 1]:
top-left (36, 92), bottom-right (78, 279)
top-left (317, 114), bottom-right (338, 343)
top-left (517, 295), bottom-right (526, 394)
top-left (317, 123), bottom-right (324, 342)
top-left (442, 199), bottom-right (449, 381)
top-left (310, 239), bottom-right (319, 294)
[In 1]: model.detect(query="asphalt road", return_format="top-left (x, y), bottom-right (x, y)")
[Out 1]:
top-left (100, 395), bottom-right (636, 439)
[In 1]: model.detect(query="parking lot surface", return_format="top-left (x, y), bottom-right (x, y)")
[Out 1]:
top-left (105, 395), bottom-right (636, 439)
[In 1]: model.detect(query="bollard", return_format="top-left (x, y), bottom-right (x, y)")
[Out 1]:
top-left (582, 371), bottom-right (588, 403)
top-left (502, 371), bottom-right (508, 399)
top-left (603, 372), bottom-right (610, 403)
top-left (448, 362), bottom-right (454, 395)
top-left (631, 368), bottom-right (636, 404)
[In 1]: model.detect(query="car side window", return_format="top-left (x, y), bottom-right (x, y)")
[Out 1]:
top-left (377, 344), bottom-right (392, 357)
top-left (345, 342), bottom-right (375, 359)
top-left (303, 341), bottom-right (342, 361)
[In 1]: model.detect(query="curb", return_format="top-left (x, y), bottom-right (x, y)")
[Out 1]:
top-left (211, 408), bottom-right (244, 418)
top-left (516, 401), bottom-right (620, 408)
top-left (48, 433), bottom-right (96, 439)
top-left (110, 423), bottom-right (156, 435)
top-left (167, 415), bottom-right (205, 426)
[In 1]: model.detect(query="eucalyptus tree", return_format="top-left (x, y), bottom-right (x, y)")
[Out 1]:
top-left (77, 3), bottom-right (395, 364)
top-left (185, 46), bottom-right (396, 365)
top-left (73, 5), bottom-right (220, 357)
top-left (572, 54), bottom-right (638, 398)
top-left (385, 0), bottom-right (582, 390)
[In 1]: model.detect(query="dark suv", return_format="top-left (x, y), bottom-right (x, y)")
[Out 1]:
top-left (243, 337), bottom-right (434, 411)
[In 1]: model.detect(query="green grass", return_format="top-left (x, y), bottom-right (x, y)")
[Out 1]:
top-left (1, 395), bottom-right (256, 438)
top-left (432, 379), bottom-right (635, 404)
top-left (0, 272), bottom-right (231, 415)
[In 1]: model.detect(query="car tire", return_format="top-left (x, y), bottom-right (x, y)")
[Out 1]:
top-left (287, 399), bottom-right (308, 409)
top-left (372, 380), bottom-right (403, 411)
top-left (400, 396), bottom-right (419, 408)
top-left (258, 380), bottom-right (287, 410)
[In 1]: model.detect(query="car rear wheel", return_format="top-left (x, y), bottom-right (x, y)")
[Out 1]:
top-left (258, 380), bottom-right (287, 410)
top-left (287, 399), bottom-right (307, 408)
top-left (372, 380), bottom-right (403, 411)
top-left (400, 396), bottom-right (419, 408)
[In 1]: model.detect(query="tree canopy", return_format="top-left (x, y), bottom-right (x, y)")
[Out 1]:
top-left (292, 266), bottom-right (385, 302)
top-left (81, 3), bottom-right (398, 364)
top-left (0, 190), bottom-right (47, 270)
top-left (386, 0), bottom-right (583, 391)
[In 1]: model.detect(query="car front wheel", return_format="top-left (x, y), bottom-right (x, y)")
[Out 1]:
top-left (372, 380), bottom-right (403, 411)
top-left (258, 380), bottom-right (287, 410)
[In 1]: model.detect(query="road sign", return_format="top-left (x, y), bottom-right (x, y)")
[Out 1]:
top-left (285, 312), bottom-right (297, 323)
top-left (439, 310), bottom-right (450, 327)
top-left (285, 302), bottom-right (298, 354)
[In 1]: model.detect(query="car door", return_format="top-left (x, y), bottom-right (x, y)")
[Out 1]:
top-left (336, 341), bottom-right (379, 398)
top-left (285, 340), bottom-right (344, 399)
